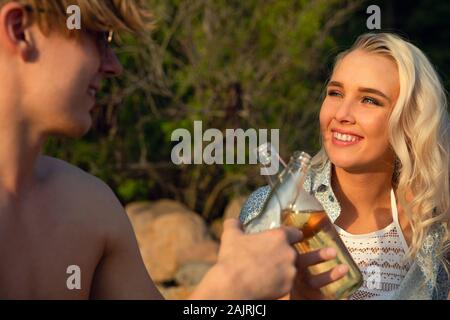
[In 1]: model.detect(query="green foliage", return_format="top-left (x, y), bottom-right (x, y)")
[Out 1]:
top-left (44, 0), bottom-right (448, 218)
top-left (118, 179), bottom-right (154, 203)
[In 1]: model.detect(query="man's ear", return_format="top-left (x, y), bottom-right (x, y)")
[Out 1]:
top-left (0, 2), bottom-right (33, 59)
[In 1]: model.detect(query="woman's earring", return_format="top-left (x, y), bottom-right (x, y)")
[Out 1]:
top-left (393, 156), bottom-right (401, 182)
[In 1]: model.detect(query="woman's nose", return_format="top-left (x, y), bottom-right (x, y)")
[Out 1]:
top-left (334, 99), bottom-right (356, 124)
top-left (100, 48), bottom-right (123, 77)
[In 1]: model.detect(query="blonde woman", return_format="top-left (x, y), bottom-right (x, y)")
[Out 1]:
top-left (241, 33), bottom-right (449, 300)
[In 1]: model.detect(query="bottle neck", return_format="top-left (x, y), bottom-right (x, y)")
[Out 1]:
top-left (261, 160), bottom-right (286, 188)
top-left (286, 152), bottom-right (311, 180)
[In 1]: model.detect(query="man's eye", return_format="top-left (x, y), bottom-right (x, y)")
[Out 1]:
top-left (362, 97), bottom-right (382, 106)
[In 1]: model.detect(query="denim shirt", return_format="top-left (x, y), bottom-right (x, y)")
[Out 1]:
top-left (240, 160), bottom-right (449, 300)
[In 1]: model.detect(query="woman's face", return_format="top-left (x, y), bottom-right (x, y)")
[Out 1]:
top-left (319, 49), bottom-right (400, 172)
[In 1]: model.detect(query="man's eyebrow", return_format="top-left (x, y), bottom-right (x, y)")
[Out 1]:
top-left (327, 81), bottom-right (391, 102)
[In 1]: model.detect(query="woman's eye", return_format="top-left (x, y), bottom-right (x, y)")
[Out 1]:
top-left (328, 91), bottom-right (342, 97)
top-left (362, 97), bottom-right (382, 106)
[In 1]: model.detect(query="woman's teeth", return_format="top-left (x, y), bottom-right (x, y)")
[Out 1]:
top-left (333, 132), bottom-right (359, 142)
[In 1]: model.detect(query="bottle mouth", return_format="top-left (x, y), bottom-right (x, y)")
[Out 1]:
top-left (291, 151), bottom-right (311, 165)
top-left (256, 143), bottom-right (278, 166)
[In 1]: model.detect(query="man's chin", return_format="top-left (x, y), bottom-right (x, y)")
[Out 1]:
top-left (71, 123), bottom-right (92, 138)
top-left (69, 127), bottom-right (91, 139)
top-left (50, 118), bottom-right (92, 139)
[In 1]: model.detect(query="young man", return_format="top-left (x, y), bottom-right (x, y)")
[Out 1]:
top-left (0, 0), bottom-right (303, 299)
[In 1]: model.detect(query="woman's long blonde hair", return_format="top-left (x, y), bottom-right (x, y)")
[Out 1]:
top-left (312, 33), bottom-right (450, 263)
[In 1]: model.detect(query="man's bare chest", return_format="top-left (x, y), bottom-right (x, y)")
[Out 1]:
top-left (0, 205), bottom-right (104, 299)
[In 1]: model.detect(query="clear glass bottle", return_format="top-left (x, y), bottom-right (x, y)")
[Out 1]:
top-left (244, 146), bottom-right (363, 299)
top-left (282, 153), bottom-right (363, 299)
top-left (243, 144), bottom-right (310, 233)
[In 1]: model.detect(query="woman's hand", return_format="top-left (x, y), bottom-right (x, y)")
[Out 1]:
top-left (290, 247), bottom-right (349, 300)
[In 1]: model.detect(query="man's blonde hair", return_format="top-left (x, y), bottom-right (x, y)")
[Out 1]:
top-left (1, 0), bottom-right (155, 36)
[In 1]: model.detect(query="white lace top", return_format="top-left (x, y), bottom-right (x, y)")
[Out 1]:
top-left (335, 189), bottom-right (412, 300)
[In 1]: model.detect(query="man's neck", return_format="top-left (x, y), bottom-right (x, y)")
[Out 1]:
top-left (331, 162), bottom-right (394, 219)
top-left (0, 114), bottom-right (46, 201)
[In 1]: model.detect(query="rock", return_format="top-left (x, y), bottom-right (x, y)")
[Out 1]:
top-left (177, 240), bottom-right (219, 266)
top-left (125, 201), bottom-right (153, 218)
top-left (175, 261), bottom-right (214, 287)
top-left (125, 201), bottom-right (156, 236)
top-left (125, 198), bottom-right (201, 247)
top-left (157, 285), bottom-right (195, 300)
top-left (138, 208), bottom-right (212, 282)
top-left (125, 199), bottom-right (192, 224)
top-left (210, 196), bottom-right (248, 240)
top-left (150, 199), bottom-right (192, 216)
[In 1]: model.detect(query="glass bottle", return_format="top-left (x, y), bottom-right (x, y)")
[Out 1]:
top-left (243, 144), bottom-right (310, 234)
top-left (282, 153), bottom-right (363, 299)
top-left (244, 146), bottom-right (363, 299)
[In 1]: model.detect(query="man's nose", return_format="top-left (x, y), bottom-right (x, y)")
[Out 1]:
top-left (100, 48), bottom-right (123, 77)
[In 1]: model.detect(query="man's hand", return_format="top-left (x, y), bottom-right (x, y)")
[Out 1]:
top-left (191, 218), bottom-right (302, 300)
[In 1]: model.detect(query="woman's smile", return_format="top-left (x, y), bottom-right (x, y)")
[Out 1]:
top-left (330, 129), bottom-right (364, 147)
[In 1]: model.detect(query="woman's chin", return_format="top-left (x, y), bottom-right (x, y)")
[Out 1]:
top-left (327, 153), bottom-right (362, 171)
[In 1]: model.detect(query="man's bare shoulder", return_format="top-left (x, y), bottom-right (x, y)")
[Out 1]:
top-left (40, 156), bottom-right (115, 200)
top-left (38, 156), bottom-right (128, 231)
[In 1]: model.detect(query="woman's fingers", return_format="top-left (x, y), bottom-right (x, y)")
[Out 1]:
top-left (295, 248), bottom-right (349, 291)
top-left (296, 247), bottom-right (337, 269)
top-left (307, 264), bottom-right (349, 289)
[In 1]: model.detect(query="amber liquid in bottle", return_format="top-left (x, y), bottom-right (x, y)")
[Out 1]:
top-left (282, 209), bottom-right (363, 299)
